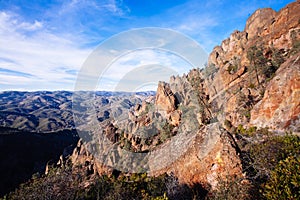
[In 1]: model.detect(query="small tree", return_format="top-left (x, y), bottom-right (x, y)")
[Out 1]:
top-left (247, 46), bottom-right (268, 84)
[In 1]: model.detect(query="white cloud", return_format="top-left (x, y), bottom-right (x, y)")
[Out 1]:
top-left (73, 27), bottom-right (208, 91)
top-left (18, 20), bottom-right (43, 31)
top-left (0, 0), bottom-right (134, 91)
top-left (58, 0), bottom-right (129, 17)
top-left (2, 0), bottom-right (272, 91)
top-left (0, 11), bottom-right (92, 91)
top-left (176, 16), bottom-right (218, 32)
top-left (0, 74), bottom-right (33, 85)
top-left (96, 49), bottom-right (191, 91)
top-left (104, 0), bottom-right (130, 16)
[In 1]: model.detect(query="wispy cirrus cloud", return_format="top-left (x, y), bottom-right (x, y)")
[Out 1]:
top-left (0, 0), bottom-right (295, 91)
top-left (19, 20), bottom-right (43, 31)
top-left (0, 0), bottom-right (133, 91)
top-left (0, 11), bottom-right (91, 91)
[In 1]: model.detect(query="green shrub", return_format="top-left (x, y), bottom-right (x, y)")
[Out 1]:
top-left (123, 138), bottom-right (132, 151)
top-left (248, 83), bottom-right (256, 89)
top-left (263, 156), bottom-right (300, 200)
top-left (236, 125), bottom-right (257, 136)
top-left (159, 122), bottom-right (174, 143)
top-left (244, 110), bottom-right (251, 119)
top-left (6, 165), bottom-right (79, 200)
top-left (236, 134), bottom-right (299, 199)
top-left (258, 127), bottom-right (271, 135)
top-left (249, 134), bottom-right (300, 174)
top-left (210, 176), bottom-right (251, 200)
top-left (224, 119), bottom-right (232, 129)
top-left (247, 45), bottom-right (283, 83)
top-left (227, 64), bottom-right (238, 74)
top-left (290, 40), bottom-right (300, 55)
top-left (237, 124), bottom-right (246, 134)
top-left (86, 173), bottom-right (169, 200)
top-left (203, 63), bottom-right (218, 78)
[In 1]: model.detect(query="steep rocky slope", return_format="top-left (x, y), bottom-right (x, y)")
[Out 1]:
top-left (250, 53), bottom-right (300, 130)
top-left (206, 0), bottom-right (300, 131)
top-left (55, 1), bottom-right (300, 195)
top-left (66, 0), bottom-right (300, 194)
top-left (3, 1), bottom-right (300, 199)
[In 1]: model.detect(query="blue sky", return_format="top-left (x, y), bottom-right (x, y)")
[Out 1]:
top-left (0, 0), bottom-right (295, 91)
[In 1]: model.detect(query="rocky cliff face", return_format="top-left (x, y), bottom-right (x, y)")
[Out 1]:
top-left (56, 0), bottom-right (300, 195)
top-left (250, 52), bottom-right (300, 131)
top-left (206, 0), bottom-right (300, 131)
top-left (145, 0), bottom-right (299, 187)
top-left (150, 123), bottom-right (243, 190)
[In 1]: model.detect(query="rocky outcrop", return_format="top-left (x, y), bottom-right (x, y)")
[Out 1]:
top-left (150, 123), bottom-right (244, 190)
top-left (41, 1), bottom-right (300, 195)
top-left (64, 1), bottom-right (300, 193)
top-left (169, 110), bottom-right (181, 126)
top-left (205, 0), bottom-right (300, 129)
top-left (146, 1), bottom-right (300, 188)
top-left (245, 8), bottom-right (276, 40)
top-left (104, 123), bottom-right (119, 143)
top-left (155, 81), bottom-right (177, 113)
top-left (70, 139), bottom-right (112, 178)
top-left (250, 53), bottom-right (300, 131)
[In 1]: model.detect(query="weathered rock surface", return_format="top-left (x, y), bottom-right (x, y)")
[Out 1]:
top-left (250, 53), bottom-right (300, 131)
top-left (245, 8), bottom-right (277, 40)
top-left (169, 110), bottom-right (181, 126)
top-left (205, 0), bottom-right (300, 129)
top-left (144, 0), bottom-right (300, 187)
top-left (49, 1), bottom-right (300, 194)
top-left (155, 81), bottom-right (177, 114)
top-left (6, 1), bottom-right (300, 196)
top-left (70, 139), bottom-right (112, 177)
top-left (150, 123), bottom-right (243, 190)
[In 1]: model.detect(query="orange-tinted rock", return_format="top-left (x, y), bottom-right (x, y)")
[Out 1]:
top-left (150, 123), bottom-right (243, 190)
top-left (155, 81), bottom-right (176, 113)
top-left (206, 1), bottom-right (300, 127)
top-left (170, 110), bottom-right (181, 126)
top-left (245, 8), bottom-right (276, 40)
top-left (70, 139), bottom-right (112, 176)
top-left (250, 53), bottom-right (300, 131)
top-left (55, 1), bottom-right (300, 192)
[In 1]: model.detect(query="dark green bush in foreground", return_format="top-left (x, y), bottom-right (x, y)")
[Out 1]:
top-left (263, 156), bottom-right (300, 200)
top-left (4, 168), bottom-right (208, 200)
top-left (243, 134), bottom-right (300, 199)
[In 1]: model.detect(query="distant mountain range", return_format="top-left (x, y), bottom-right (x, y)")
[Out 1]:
top-left (0, 91), bottom-right (155, 132)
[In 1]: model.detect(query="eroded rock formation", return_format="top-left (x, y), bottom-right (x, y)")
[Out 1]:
top-left (155, 81), bottom-right (177, 114)
top-left (55, 0), bottom-right (300, 194)
top-left (250, 52), bottom-right (300, 131)
top-left (206, 0), bottom-right (300, 129)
